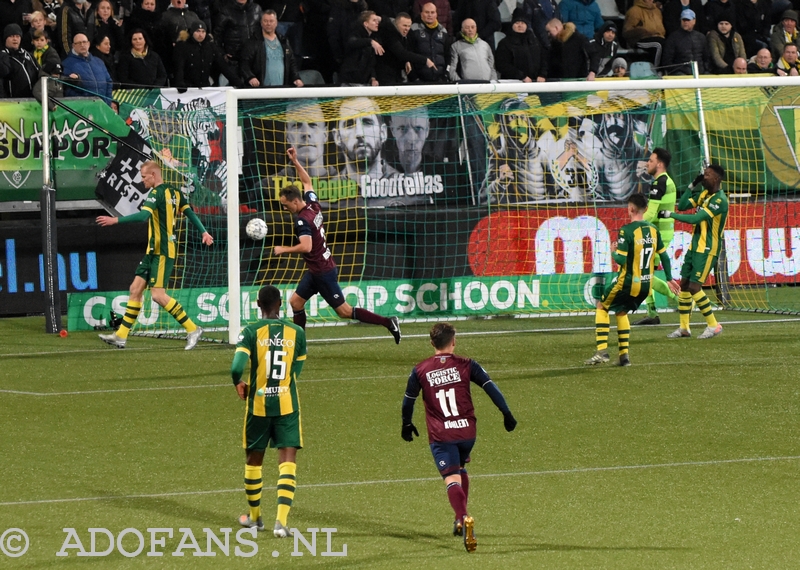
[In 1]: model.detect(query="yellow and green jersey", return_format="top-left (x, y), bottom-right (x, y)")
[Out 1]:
top-left (614, 220), bottom-right (667, 297)
top-left (687, 190), bottom-right (729, 256)
top-left (235, 319), bottom-right (307, 417)
top-left (140, 184), bottom-right (190, 259)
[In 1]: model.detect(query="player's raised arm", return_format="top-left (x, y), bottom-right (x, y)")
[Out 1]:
top-left (287, 147), bottom-right (313, 191)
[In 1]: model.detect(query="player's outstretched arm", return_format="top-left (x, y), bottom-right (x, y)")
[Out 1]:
top-left (97, 210), bottom-right (151, 226)
top-left (471, 361), bottom-right (517, 432)
top-left (183, 208), bottom-right (213, 246)
top-left (287, 147), bottom-right (313, 191)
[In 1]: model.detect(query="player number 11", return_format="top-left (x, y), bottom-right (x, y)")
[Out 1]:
top-left (435, 387), bottom-right (460, 418)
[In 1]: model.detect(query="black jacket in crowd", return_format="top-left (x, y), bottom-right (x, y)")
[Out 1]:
top-left (494, 28), bottom-right (546, 81)
top-left (172, 35), bottom-right (241, 87)
top-left (374, 17), bottom-right (428, 85)
top-left (239, 32), bottom-right (301, 86)
top-left (338, 23), bottom-right (378, 84)
top-left (455, 0), bottom-right (502, 49)
top-left (0, 46), bottom-right (41, 97)
top-left (127, 6), bottom-right (164, 48)
top-left (590, 21), bottom-right (619, 76)
top-left (661, 27), bottom-right (708, 75)
top-left (547, 22), bottom-right (599, 79)
top-left (55, 0), bottom-right (97, 57)
top-left (407, 22), bottom-right (450, 82)
top-left (213, 0), bottom-right (262, 61)
top-left (117, 48), bottom-right (168, 87)
top-left (327, 0), bottom-right (367, 64)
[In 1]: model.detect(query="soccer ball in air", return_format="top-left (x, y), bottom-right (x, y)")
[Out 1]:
top-left (245, 218), bottom-right (269, 240)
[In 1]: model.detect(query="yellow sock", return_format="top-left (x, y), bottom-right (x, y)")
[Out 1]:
top-left (616, 314), bottom-right (630, 357)
top-left (692, 291), bottom-right (718, 328)
top-left (116, 300), bottom-right (142, 340)
top-left (276, 462), bottom-right (297, 526)
top-left (595, 309), bottom-right (610, 352)
top-left (244, 464), bottom-right (262, 522)
top-left (678, 291), bottom-right (692, 331)
top-left (165, 298), bottom-right (197, 332)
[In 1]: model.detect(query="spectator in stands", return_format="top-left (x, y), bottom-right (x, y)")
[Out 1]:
top-left (160, 0), bottom-right (201, 76)
top-left (55, 0), bottom-right (96, 57)
top-left (623, 0), bottom-right (665, 67)
top-left (22, 10), bottom-right (49, 52)
top-left (90, 31), bottom-right (116, 81)
top-left (38, 0), bottom-right (62, 31)
top-left (747, 46), bottom-right (775, 73)
top-left (93, 0), bottom-right (123, 53)
top-left (770, 10), bottom-right (799, 62)
top-left (449, 17), bottom-right (495, 82)
top-left (591, 20), bottom-right (619, 76)
top-left (736, 0), bottom-right (770, 58)
top-left (1, 23), bottom-right (40, 97)
top-left (411, 0), bottom-right (450, 34)
top-left (0, 0), bottom-right (34, 32)
top-left (454, 0), bottom-right (500, 49)
top-left (545, 18), bottom-right (598, 80)
top-left (611, 56), bottom-right (627, 76)
top-left (375, 11), bottom-right (434, 85)
top-left (338, 9), bottom-right (382, 85)
top-left (214, 0), bottom-right (261, 68)
top-left (126, 0), bottom-right (161, 50)
top-left (30, 27), bottom-right (60, 72)
top-left (661, 8), bottom-right (708, 75)
top-left (266, 0), bottom-right (304, 56)
top-left (172, 20), bottom-right (240, 87)
top-left (776, 42), bottom-right (800, 75)
top-left (408, 1), bottom-right (449, 82)
top-left (732, 57), bottom-right (747, 73)
top-left (703, 0), bottom-right (736, 36)
top-left (62, 32), bottom-right (112, 102)
top-left (707, 16), bottom-right (745, 74)
top-left (662, 0), bottom-right (705, 36)
top-left (239, 10), bottom-right (302, 86)
top-left (494, 9), bottom-right (545, 82)
top-left (328, 0), bottom-right (367, 71)
top-left (116, 28), bottom-right (167, 86)
top-left (559, 0), bottom-right (603, 41)
top-left (519, 0), bottom-right (559, 50)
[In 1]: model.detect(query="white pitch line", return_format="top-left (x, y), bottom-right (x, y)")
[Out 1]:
top-left (1, 317), bottom-right (797, 359)
top-left (1, 455), bottom-right (799, 508)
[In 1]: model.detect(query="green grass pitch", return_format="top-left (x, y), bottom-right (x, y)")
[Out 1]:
top-left (1, 311), bottom-right (800, 569)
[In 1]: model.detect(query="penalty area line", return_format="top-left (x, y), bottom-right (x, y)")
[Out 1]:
top-left (2, 454), bottom-right (799, 507)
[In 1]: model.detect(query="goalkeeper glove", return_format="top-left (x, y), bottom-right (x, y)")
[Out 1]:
top-left (401, 423), bottom-right (419, 442)
top-left (503, 412), bottom-right (517, 432)
top-left (689, 174), bottom-right (704, 189)
top-left (657, 210), bottom-right (671, 219)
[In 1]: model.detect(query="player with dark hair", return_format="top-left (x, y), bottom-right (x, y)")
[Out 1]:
top-left (587, 193), bottom-right (680, 366)
top-left (658, 163), bottom-right (728, 339)
top-left (275, 147), bottom-right (402, 342)
top-left (635, 147), bottom-right (679, 325)
top-left (401, 322), bottom-right (517, 553)
top-left (233, 284), bottom-right (307, 538)
top-left (96, 160), bottom-right (213, 349)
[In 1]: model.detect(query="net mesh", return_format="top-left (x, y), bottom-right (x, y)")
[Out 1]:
top-left (102, 83), bottom-right (800, 336)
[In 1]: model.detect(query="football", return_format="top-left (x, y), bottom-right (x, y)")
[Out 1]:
top-left (245, 218), bottom-right (268, 240)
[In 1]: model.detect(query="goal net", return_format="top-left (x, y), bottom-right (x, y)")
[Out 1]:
top-left (71, 79), bottom-right (800, 342)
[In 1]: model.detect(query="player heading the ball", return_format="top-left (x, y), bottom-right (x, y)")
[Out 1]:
top-left (274, 147), bottom-right (402, 342)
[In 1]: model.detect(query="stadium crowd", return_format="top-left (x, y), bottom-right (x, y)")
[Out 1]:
top-left (0, 0), bottom-right (796, 99)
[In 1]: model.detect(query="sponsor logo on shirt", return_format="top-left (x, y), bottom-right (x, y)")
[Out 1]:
top-left (258, 334), bottom-right (295, 348)
top-left (426, 367), bottom-right (460, 387)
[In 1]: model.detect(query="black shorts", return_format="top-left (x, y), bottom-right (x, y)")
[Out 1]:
top-left (429, 439), bottom-right (475, 477)
top-left (295, 268), bottom-right (346, 309)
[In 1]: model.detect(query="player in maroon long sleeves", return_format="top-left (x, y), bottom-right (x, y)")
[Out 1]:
top-left (401, 322), bottom-right (517, 553)
top-left (274, 147), bottom-right (402, 342)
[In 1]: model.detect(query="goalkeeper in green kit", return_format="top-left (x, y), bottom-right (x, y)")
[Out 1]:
top-left (634, 148), bottom-right (679, 325)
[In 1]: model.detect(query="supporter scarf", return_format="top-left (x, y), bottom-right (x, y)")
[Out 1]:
top-left (425, 19), bottom-right (439, 30)
top-left (131, 47), bottom-right (148, 59)
top-left (780, 56), bottom-right (798, 71)
top-left (33, 47), bottom-right (47, 65)
top-left (461, 33), bottom-right (477, 44)
top-left (785, 29), bottom-right (798, 43)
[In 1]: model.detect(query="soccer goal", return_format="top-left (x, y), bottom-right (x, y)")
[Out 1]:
top-left (68, 77), bottom-right (800, 342)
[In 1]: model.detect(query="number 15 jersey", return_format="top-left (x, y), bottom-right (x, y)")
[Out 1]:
top-left (405, 354), bottom-right (493, 443)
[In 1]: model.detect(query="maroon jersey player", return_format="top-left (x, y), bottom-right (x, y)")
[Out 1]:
top-left (274, 147), bottom-right (402, 342)
top-left (401, 322), bottom-right (517, 553)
